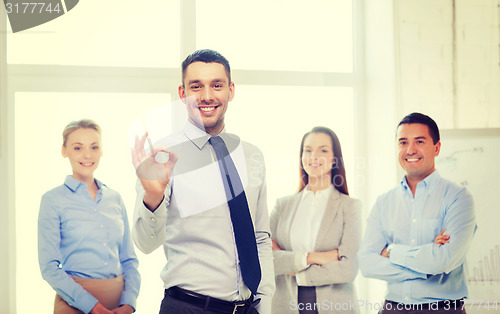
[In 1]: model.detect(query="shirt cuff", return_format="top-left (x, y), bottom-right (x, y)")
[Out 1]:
top-left (138, 195), bottom-right (168, 239)
top-left (296, 270), bottom-right (307, 286)
top-left (389, 244), bottom-right (410, 267)
top-left (140, 179), bottom-right (171, 213)
top-left (119, 292), bottom-right (137, 312)
top-left (295, 252), bottom-right (309, 272)
top-left (255, 295), bottom-right (271, 314)
top-left (140, 195), bottom-right (167, 219)
top-left (78, 294), bottom-right (99, 314)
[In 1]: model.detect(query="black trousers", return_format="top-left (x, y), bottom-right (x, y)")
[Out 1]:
top-left (297, 286), bottom-right (319, 314)
top-left (159, 290), bottom-right (259, 314)
top-left (159, 293), bottom-right (221, 314)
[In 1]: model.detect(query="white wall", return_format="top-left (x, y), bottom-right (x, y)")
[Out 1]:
top-left (359, 0), bottom-right (399, 312)
top-left (396, 0), bottom-right (499, 128)
top-left (360, 1), bottom-right (499, 312)
top-left (0, 4), bottom-right (16, 314)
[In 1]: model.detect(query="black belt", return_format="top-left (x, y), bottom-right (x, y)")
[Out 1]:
top-left (165, 286), bottom-right (259, 314)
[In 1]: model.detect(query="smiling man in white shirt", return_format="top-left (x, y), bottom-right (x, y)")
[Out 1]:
top-left (131, 49), bottom-right (275, 314)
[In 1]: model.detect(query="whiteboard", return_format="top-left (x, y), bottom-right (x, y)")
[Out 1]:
top-left (437, 129), bottom-right (500, 303)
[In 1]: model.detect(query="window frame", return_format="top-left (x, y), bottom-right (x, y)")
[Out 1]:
top-left (0, 0), bottom-right (366, 312)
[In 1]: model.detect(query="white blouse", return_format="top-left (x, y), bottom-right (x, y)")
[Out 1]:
top-left (289, 184), bottom-right (333, 282)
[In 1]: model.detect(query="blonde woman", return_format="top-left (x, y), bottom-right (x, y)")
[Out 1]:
top-left (271, 126), bottom-right (361, 314)
top-left (38, 119), bottom-right (140, 314)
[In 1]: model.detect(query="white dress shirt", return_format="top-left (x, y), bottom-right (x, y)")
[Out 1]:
top-left (133, 122), bottom-right (275, 313)
top-left (290, 185), bottom-right (333, 285)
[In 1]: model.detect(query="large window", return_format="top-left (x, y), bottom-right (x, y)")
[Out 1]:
top-left (225, 85), bottom-right (355, 204)
top-left (196, 0), bottom-right (353, 72)
top-left (7, 0), bottom-right (180, 67)
top-left (4, 0), bottom-right (363, 312)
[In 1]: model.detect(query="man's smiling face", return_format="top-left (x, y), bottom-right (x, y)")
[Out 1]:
top-left (179, 62), bottom-right (234, 135)
top-left (397, 123), bottom-right (441, 183)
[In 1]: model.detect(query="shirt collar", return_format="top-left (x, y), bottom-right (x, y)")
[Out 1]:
top-left (183, 121), bottom-right (227, 150)
top-left (400, 170), bottom-right (440, 192)
top-left (64, 175), bottom-right (104, 192)
top-left (301, 184), bottom-right (334, 201)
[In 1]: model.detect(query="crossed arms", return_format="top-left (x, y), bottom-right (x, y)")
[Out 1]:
top-left (358, 190), bottom-right (475, 282)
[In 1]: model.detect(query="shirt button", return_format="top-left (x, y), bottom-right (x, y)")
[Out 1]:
top-left (150, 234), bottom-right (155, 238)
top-left (151, 218), bottom-right (156, 222)
top-left (103, 243), bottom-right (107, 246)
top-left (104, 262), bottom-right (108, 266)
top-left (100, 225), bottom-right (104, 228)
top-left (94, 209), bottom-right (97, 212)
top-left (405, 297), bottom-right (409, 301)
top-left (411, 200), bottom-right (414, 203)
top-left (411, 239), bottom-right (415, 243)
top-left (412, 219), bottom-right (416, 223)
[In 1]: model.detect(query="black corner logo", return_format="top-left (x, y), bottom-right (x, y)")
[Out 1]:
top-left (4, 0), bottom-right (79, 33)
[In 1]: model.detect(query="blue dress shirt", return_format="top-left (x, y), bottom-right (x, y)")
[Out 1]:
top-left (358, 171), bottom-right (476, 304)
top-left (38, 176), bottom-right (140, 313)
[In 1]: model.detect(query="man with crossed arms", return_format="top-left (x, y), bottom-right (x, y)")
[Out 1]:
top-left (359, 112), bottom-right (476, 313)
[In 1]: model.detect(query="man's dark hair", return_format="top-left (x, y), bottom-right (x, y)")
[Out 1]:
top-left (397, 112), bottom-right (440, 144)
top-left (181, 49), bottom-right (231, 85)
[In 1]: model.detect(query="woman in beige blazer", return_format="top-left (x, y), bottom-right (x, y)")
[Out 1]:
top-left (271, 126), bottom-right (361, 314)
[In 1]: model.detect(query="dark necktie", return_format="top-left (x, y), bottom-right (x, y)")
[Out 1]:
top-left (209, 136), bottom-right (262, 295)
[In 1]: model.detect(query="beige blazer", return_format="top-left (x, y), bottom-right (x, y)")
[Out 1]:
top-left (270, 188), bottom-right (361, 314)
